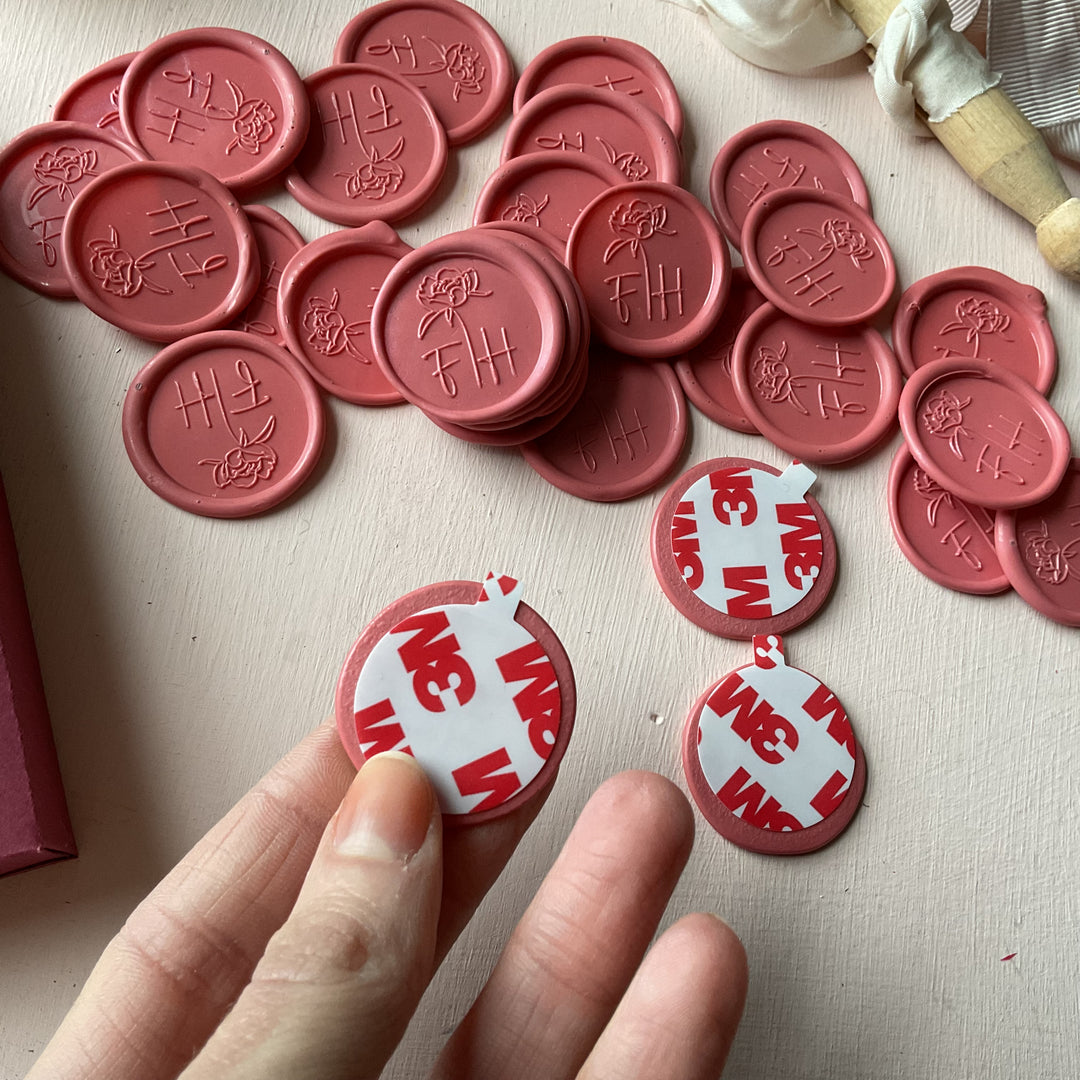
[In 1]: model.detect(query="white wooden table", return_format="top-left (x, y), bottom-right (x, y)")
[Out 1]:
top-left (1, 2), bottom-right (1078, 1077)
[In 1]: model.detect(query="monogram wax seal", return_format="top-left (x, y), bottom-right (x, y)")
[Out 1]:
top-left (52, 52), bottom-right (138, 137)
top-left (335, 573), bottom-right (576, 824)
top-left (683, 634), bottom-right (866, 855)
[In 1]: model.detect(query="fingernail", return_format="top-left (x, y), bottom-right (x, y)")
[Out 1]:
top-left (333, 751), bottom-right (434, 862)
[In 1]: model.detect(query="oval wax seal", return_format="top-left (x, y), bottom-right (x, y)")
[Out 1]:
top-left (501, 85), bottom-right (681, 186)
top-left (898, 357), bottom-right (1071, 511)
top-left (333, 0), bottom-right (513, 146)
top-left (122, 330), bottom-right (325, 517)
top-left (995, 458), bottom-right (1080, 626)
top-left (514, 36), bottom-right (684, 143)
top-left (0, 121), bottom-right (144, 297)
top-left (730, 302), bottom-right (901, 464)
top-left (277, 220), bottom-right (411, 405)
top-left (61, 160), bottom-right (259, 342)
top-left (119, 26), bottom-right (310, 192)
top-left (709, 119), bottom-right (870, 249)
top-left (891, 266), bottom-right (1056, 394)
top-left (650, 457), bottom-right (837, 639)
top-left (742, 187), bottom-right (896, 327)
top-left (520, 347), bottom-right (687, 502)
top-left (683, 634), bottom-right (866, 855)
top-left (285, 63), bottom-right (448, 227)
top-left (335, 573), bottom-right (575, 824)
top-left (52, 52), bottom-right (138, 137)
top-left (887, 443), bottom-right (1009, 595)
top-left (567, 180), bottom-right (730, 358)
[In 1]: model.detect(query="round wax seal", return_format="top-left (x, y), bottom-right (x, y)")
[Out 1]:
top-left (0, 121), bottom-right (144, 296)
top-left (674, 267), bottom-right (766, 436)
top-left (898, 357), bottom-right (1071, 511)
top-left (887, 443), bottom-right (1009, 595)
top-left (62, 160), bottom-right (259, 342)
top-left (891, 266), bottom-right (1056, 394)
top-left (651, 457), bottom-right (836, 639)
top-left (333, 0), bottom-right (513, 146)
top-left (709, 120), bottom-right (870, 249)
top-left (228, 205), bottom-right (305, 348)
top-left (285, 64), bottom-right (447, 227)
top-left (730, 302), bottom-right (901, 464)
top-left (335, 573), bottom-right (575, 824)
top-left (683, 634), bottom-right (866, 855)
top-left (473, 150), bottom-right (625, 259)
top-left (52, 52), bottom-right (137, 136)
top-left (567, 180), bottom-right (730, 358)
top-left (742, 187), bottom-right (896, 327)
top-left (277, 221), bottom-right (410, 406)
top-left (122, 330), bottom-right (325, 517)
top-left (514, 36), bottom-right (684, 143)
top-left (502, 85), bottom-right (681, 186)
top-left (996, 458), bottom-right (1080, 626)
top-left (119, 27), bottom-right (309, 192)
top-left (521, 348), bottom-right (687, 502)
top-left (371, 230), bottom-right (565, 425)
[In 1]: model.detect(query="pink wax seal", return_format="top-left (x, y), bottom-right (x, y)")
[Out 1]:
top-left (333, 0), bottom-right (513, 146)
top-left (742, 187), bottom-right (896, 327)
top-left (0, 121), bottom-right (144, 296)
top-left (891, 266), bottom-right (1056, 394)
top-left (650, 457), bottom-right (836, 639)
top-left (61, 160), bottom-right (259, 342)
top-left (567, 180), bottom-right (730, 358)
top-left (898, 357), bottom-right (1071, 511)
top-left (285, 64), bottom-right (447, 227)
top-left (335, 573), bottom-right (575, 824)
top-left (277, 221), bottom-right (410, 406)
top-left (52, 52), bottom-right (137, 137)
top-left (709, 119), bottom-right (870, 249)
top-left (887, 443), bottom-right (1009, 595)
top-left (521, 349), bottom-right (687, 502)
top-left (683, 634), bottom-right (866, 855)
top-left (501, 85), bottom-right (681, 186)
top-left (371, 230), bottom-right (565, 425)
top-left (122, 330), bottom-right (325, 517)
top-left (996, 458), bottom-right (1080, 626)
top-left (514, 36), bottom-right (684, 143)
top-left (119, 27), bottom-right (309, 193)
top-left (674, 266), bottom-right (767, 435)
top-left (730, 302), bottom-right (901, 464)
top-left (228, 205), bottom-right (305, 348)
top-left (473, 150), bottom-right (625, 258)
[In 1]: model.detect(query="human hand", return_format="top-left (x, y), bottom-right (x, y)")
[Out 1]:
top-left (29, 721), bottom-right (747, 1080)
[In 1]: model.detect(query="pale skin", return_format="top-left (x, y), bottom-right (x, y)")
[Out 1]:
top-left (28, 722), bottom-right (748, 1080)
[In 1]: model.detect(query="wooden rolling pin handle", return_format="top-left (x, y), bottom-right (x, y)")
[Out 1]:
top-left (837, 0), bottom-right (1080, 281)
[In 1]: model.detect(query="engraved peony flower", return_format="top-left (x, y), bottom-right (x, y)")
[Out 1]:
top-left (912, 466), bottom-right (954, 526)
top-left (819, 218), bottom-right (874, 267)
top-left (500, 192), bottom-right (549, 227)
top-left (229, 98), bottom-right (276, 155)
top-left (1022, 522), bottom-right (1079, 586)
top-left (200, 418), bottom-right (278, 489)
top-left (416, 266), bottom-right (491, 336)
top-left (440, 41), bottom-right (486, 100)
top-left (922, 389), bottom-right (971, 460)
top-left (603, 199), bottom-right (676, 262)
top-left (302, 289), bottom-right (368, 360)
top-left (752, 340), bottom-right (808, 415)
top-left (86, 225), bottom-right (170, 299)
top-left (941, 297), bottom-right (1012, 344)
top-left (336, 137), bottom-right (405, 200)
top-left (597, 136), bottom-right (649, 182)
top-left (28, 146), bottom-right (99, 208)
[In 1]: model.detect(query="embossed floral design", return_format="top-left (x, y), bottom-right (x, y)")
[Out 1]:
top-left (752, 340), bottom-right (808, 415)
top-left (912, 467), bottom-right (954, 526)
top-left (417, 267), bottom-right (491, 336)
top-left (596, 136), bottom-right (649, 182)
top-left (922, 389), bottom-right (971, 460)
top-left (500, 192), bottom-right (549, 227)
top-left (940, 297), bottom-right (1012, 347)
top-left (302, 289), bottom-right (368, 360)
top-left (1022, 521), bottom-right (1080, 585)
top-left (86, 225), bottom-right (171, 299)
top-left (28, 146), bottom-right (99, 209)
top-left (98, 84), bottom-right (121, 130)
top-left (227, 87), bottom-right (277, 156)
top-left (199, 417), bottom-right (278, 489)
top-left (434, 40), bottom-right (486, 100)
top-left (336, 137), bottom-right (405, 200)
top-left (603, 200), bottom-right (676, 263)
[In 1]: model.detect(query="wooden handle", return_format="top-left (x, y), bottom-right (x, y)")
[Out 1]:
top-left (836, 0), bottom-right (1080, 280)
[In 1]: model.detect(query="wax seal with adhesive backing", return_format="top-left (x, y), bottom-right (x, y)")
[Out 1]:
top-left (683, 634), bottom-right (866, 855)
top-left (651, 457), bottom-right (836, 639)
top-left (52, 52), bottom-right (138, 137)
top-left (335, 573), bottom-right (575, 825)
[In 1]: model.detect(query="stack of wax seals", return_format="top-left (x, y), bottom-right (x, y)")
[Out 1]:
top-left (887, 267), bottom-right (1078, 626)
top-left (335, 572), bottom-right (575, 824)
